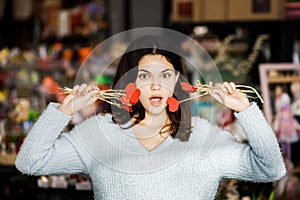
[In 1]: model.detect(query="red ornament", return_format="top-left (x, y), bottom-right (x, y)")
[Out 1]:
top-left (129, 89), bottom-right (140, 104)
top-left (124, 83), bottom-right (137, 97)
top-left (119, 83), bottom-right (140, 112)
top-left (180, 82), bottom-right (197, 93)
top-left (167, 97), bottom-right (180, 112)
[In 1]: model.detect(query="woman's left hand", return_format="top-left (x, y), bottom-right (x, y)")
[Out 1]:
top-left (210, 82), bottom-right (250, 112)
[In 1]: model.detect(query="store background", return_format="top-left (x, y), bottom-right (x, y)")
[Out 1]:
top-left (0, 0), bottom-right (300, 199)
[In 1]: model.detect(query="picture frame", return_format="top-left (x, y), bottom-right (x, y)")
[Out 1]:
top-left (227, 0), bottom-right (285, 21)
top-left (259, 63), bottom-right (300, 124)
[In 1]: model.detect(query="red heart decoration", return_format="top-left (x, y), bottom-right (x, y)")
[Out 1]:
top-left (119, 83), bottom-right (140, 112)
top-left (124, 83), bottom-right (136, 97)
top-left (180, 82), bottom-right (197, 93)
top-left (129, 89), bottom-right (140, 105)
top-left (167, 97), bottom-right (180, 112)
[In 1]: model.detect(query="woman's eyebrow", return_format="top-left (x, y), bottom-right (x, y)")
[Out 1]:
top-left (138, 68), bottom-right (174, 73)
top-left (138, 69), bottom-right (150, 73)
top-left (161, 69), bottom-right (174, 73)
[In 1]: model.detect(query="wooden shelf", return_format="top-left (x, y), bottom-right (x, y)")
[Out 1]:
top-left (0, 153), bottom-right (16, 166)
top-left (268, 75), bottom-right (300, 83)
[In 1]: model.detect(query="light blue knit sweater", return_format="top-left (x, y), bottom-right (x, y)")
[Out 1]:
top-left (15, 102), bottom-right (286, 200)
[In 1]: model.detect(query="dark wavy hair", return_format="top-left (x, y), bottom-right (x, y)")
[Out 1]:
top-left (103, 35), bottom-right (192, 141)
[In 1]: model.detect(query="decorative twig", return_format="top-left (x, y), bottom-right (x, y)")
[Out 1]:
top-left (60, 81), bottom-right (264, 108)
top-left (179, 80), bottom-right (264, 103)
top-left (60, 87), bottom-right (125, 108)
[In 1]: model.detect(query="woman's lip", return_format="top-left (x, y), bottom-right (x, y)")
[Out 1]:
top-left (149, 96), bottom-right (163, 106)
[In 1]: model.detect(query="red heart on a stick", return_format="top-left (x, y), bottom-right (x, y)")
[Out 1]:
top-left (119, 83), bottom-right (140, 112)
top-left (180, 82), bottom-right (197, 93)
top-left (167, 97), bottom-right (180, 112)
top-left (129, 89), bottom-right (140, 105)
top-left (124, 83), bottom-right (136, 97)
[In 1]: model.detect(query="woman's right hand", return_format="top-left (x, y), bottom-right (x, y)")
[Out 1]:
top-left (58, 84), bottom-right (100, 115)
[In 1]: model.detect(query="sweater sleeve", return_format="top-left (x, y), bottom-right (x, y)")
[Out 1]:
top-left (15, 103), bottom-right (92, 176)
top-left (216, 103), bottom-right (286, 182)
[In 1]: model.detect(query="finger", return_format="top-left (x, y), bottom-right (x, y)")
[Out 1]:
top-left (81, 90), bottom-right (99, 106)
top-left (85, 85), bottom-right (100, 97)
top-left (94, 86), bottom-right (101, 93)
top-left (229, 82), bottom-right (236, 89)
top-left (63, 93), bottom-right (75, 104)
top-left (215, 83), bottom-right (226, 93)
top-left (86, 85), bottom-right (99, 94)
top-left (58, 93), bottom-right (75, 115)
top-left (92, 85), bottom-right (100, 90)
top-left (82, 85), bottom-right (93, 95)
top-left (211, 88), bottom-right (226, 103)
top-left (223, 82), bottom-right (234, 95)
top-left (229, 82), bottom-right (236, 94)
top-left (78, 84), bottom-right (88, 96)
top-left (71, 85), bottom-right (80, 96)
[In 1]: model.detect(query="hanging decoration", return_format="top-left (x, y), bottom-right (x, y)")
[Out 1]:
top-left (213, 34), bottom-right (270, 82)
top-left (61, 81), bottom-right (263, 112)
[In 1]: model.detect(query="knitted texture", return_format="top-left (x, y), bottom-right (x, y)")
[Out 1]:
top-left (15, 103), bottom-right (286, 200)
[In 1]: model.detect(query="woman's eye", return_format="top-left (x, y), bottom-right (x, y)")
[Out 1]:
top-left (162, 73), bottom-right (171, 79)
top-left (138, 73), bottom-right (148, 79)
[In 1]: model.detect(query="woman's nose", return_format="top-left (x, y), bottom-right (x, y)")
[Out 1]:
top-left (150, 81), bottom-right (161, 91)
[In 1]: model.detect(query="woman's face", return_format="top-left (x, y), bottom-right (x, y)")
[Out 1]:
top-left (275, 85), bottom-right (283, 97)
top-left (135, 54), bottom-right (178, 115)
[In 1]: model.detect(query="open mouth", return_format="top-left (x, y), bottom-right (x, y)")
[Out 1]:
top-left (149, 96), bottom-right (163, 106)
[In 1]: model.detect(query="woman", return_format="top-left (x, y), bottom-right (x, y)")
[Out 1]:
top-left (15, 35), bottom-right (286, 199)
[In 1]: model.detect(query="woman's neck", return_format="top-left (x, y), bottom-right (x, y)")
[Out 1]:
top-left (132, 111), bottom-right (169, 138)
top-left (132, 111), bottom-right (171, 151)
top-left (142, 111), bottom-right (168, 127)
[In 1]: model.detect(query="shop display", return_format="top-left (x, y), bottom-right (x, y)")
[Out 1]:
top-left (272, 85), bottom-right (299, 160)
top-left (171, 0), bottom-right (285, 23)
top-left (0, 46), bottom-right (98, 199)
top-left (12, 0), bottom-right (33, 20)
top-left (41, 0), bottom-right (107, 40)
top-left (0, 35), bottom-right (121, 155)
top-left (286, 0), bottom-right (300, 19)
top-left (291, 81), bottom-right (300, 122)
top-left (259, 63), bottom-right (300, 169)
top-left (259, 63), bottom-right (300, 124)
top-left (227, 0), bottom-right (285, 21)
top-left (186, 31), bottom-right (269, 83)
top-left (0, 1), bottom-right (121, 193)
top-left (213, 34), bottom-right (269, 83)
